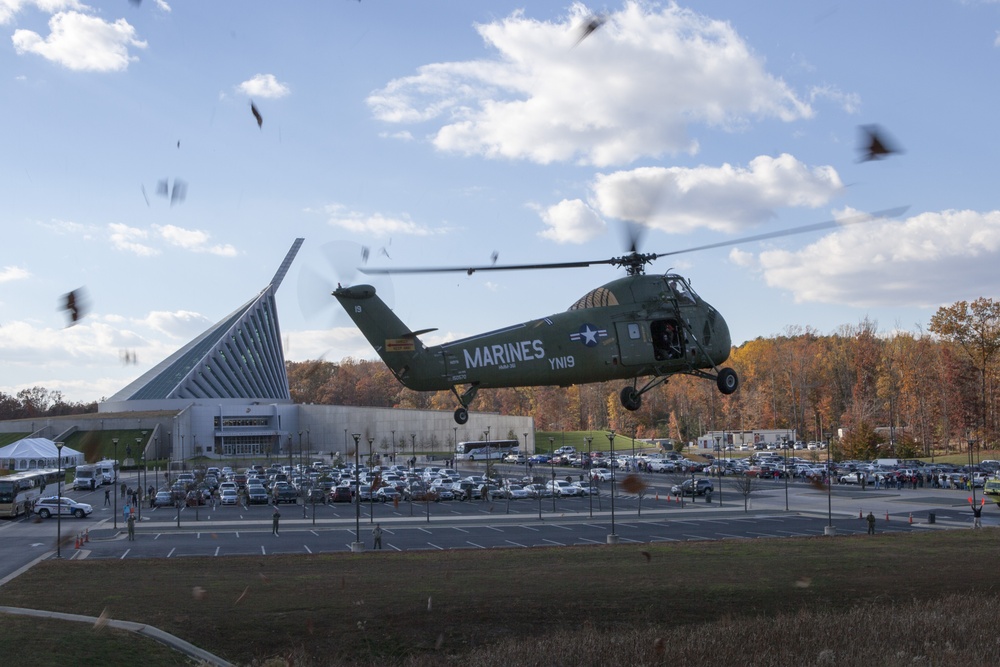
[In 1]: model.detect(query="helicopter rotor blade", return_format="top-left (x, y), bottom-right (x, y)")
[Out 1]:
top-left (652, 205), bottom-right (910, 259)
top-left (359, 258), bottom-right (617, 276)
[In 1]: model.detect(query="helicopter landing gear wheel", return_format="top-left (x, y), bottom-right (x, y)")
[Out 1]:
top-left (454, 407), bottom-right (469, 425)
top-left (717, 367), bottom-right (739, 395)
top-left (620, 386), bottom-right (642, 411)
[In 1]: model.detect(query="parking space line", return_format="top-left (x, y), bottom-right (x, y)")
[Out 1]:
top-left (683, 534), bottom-right (711, 540)
top-left (451, 526), bottom-right (469, 533)
top-left (120, 549), bottom-right (130, 560)
top-left (542, 539), bottom-right (566, 546)
top-left (467, 541), bottom-right (486, 549)
top-left (520, 525), bottom-right (539, 531)
top-left (549, 523), bottom-right (572, 530)
top-left (715, 533), bottom-right (744, 539)
top-left (417, 528), bottom-right (432, 534)
top-left (166, 547), bottom-right (175, 558)
top-left (578, 537), bottom-right (603, 544)
top-left (650, 536), bottom-right (679, 542)
top-left (260, 546), bottom-right (266, 555)
top-left (427, 542), bottom-right (444, 550)
top-left (214, 547), bottom-right (220, 556)
top-left (235, 532), bottom-right (240, 538)
top-left (484, 525), bottom-right (504, 532)
top-left (304, 545), bottom-right (312, 554)
top-left (505, 540), bottom-right (528, 547)
top-left (309, 530), bottom-right (319, 536)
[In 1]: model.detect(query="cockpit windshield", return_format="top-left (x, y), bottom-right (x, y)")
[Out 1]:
top-left (665, 274), bottom-right (698, 304)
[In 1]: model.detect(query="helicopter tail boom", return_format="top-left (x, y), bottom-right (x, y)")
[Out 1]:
top-left (332, 284), bottom-right (426, 381)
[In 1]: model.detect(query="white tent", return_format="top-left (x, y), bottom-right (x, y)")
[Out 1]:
top-left (0, 438), bottom-right (84, 471)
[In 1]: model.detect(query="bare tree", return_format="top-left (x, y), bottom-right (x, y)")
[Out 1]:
top-left (732, 475), bottom-right (763, 512)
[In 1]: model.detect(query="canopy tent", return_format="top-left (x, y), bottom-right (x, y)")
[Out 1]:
top-left (0, 438), bottom-right (84, 471)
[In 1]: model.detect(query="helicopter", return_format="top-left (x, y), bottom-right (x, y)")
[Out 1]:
top-left (331, 206), bottom-right (907, 425)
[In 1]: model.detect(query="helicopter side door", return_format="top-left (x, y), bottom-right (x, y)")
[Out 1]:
top-left (616, 318), bottom-right (685, 366)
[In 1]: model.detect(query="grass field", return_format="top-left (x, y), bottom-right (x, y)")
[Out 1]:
top-left (1, 529), bottom-right (997, 666)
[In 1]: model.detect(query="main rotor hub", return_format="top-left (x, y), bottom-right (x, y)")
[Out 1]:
top-left (611, 252), bottom-right (657, 276)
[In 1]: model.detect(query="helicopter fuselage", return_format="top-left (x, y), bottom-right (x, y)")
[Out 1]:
top-left (333, 273), bottom-right (732, 395)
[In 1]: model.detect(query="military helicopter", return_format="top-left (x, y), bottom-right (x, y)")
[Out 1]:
top-left (332, 207), bottom-right (906, 425)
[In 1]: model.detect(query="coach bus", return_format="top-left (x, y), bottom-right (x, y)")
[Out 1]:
top-left (0, 468), bottom-right (64, 518)
top-left (455, 440), bottom-right (519, 461)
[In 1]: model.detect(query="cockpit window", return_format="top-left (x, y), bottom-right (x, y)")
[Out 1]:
top-left (568, 287), bottom-right (619, 310)
top-left (665, 275), bottom-right (697, 304)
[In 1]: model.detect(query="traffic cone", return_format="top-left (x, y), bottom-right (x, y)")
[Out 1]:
top-left (74, 534), bottom-right (81, 549)
top-left (859, 508), bottom-right (863, 519)
top-left (908, 512), bottom-right (913, 525)
top-left (885, 510), bottom-right (890, 521)
top-left (655, 491), bottom-right (659, 501)
top-left (84, 529), bottom-right (89, 543)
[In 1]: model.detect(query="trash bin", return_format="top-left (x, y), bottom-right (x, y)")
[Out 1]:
top-left (705, 492), bottom-right (713, 503)
top-left (928, 512), bottom-right (936, 524)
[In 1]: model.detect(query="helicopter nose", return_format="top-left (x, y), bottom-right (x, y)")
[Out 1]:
top-left (713, 313), bottom-right (733, 364)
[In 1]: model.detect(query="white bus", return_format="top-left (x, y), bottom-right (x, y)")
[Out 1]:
top-left (0, 469), bottom-right (64, 518)
top-left (455, 440), bottom-right (519, 461)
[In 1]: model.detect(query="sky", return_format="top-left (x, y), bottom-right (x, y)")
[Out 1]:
top-left (4, 0), bottom-right (1000, 404)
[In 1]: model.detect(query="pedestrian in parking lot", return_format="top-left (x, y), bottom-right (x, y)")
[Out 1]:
top-left (120, 481), bottom-right (127, 498)
top-left (272, 507), bottom-right (280, 536)
top-left (104, 488), bottom-right (110, 506)
top-left (866, 511), bottom-right (876, 535)
top-left (373, 523), bottom-right (383, 549)
top-left (126, 513), bottom-right (135, 541)
top-left (972, 503), bottom-right (983, 529)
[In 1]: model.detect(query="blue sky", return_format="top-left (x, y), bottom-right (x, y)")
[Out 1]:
top-left (4, 0), bottom-right (1000, 403)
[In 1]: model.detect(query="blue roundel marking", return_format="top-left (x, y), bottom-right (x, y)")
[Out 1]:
top-left (572, 323), bottom-right (602, 347)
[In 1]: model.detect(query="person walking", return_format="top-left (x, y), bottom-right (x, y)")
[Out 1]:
top-left (126, 513), bottom-right (135, 541)
top-left (372, 523), bottom-right (383, 549)
top-left (104, 488), bottom-right (111, 506)
top-left (272, 507), bottom-right (281, 536)
top-left (866, 511), bottom-right (876, 535)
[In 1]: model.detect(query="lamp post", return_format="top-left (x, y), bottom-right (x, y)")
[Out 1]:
top-left (782, 436), bottom-right (789, 512)
top-left (585, 436), bottom-right (593, 517)
top-left (112, 438), bottom-right (119, 530)
top-left (55, 441), bottom-right (64, 559)
top-left (141, 431), bottom-right (148, 503)
top-left (825, 434), bottom-right (834, 534)
top-left (411, 433), bottom-right (416, 468)
top-left (351, 433), bottom-right (362, 551)
top-left (368, 437), bottom-right (375, 524)
top-left (969, 435), bottom-right (978, 505)
top-left (391, 430), bottom-right (395, 464)
top-left (135, 437), bottom-right (142, 521)
top-left (485, 426), bottom-right (491, 482)
top-left (548, 437), bottom-right (555, 511)
top-left (523, 432), bottom-right (529, 479)
top-left (606, 431), bottom-right (617, 543)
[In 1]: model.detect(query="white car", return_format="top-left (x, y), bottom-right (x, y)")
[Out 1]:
top-left (220, 489), bottom-right (239, 505)
top-left (504, 484), bottom-right (530, 500)
top-left (590, 469), bottom-right (612, 482)
top-left (35, 496), bottom-right (93, 519)
top-left (546, 480), bottom-right (582, 497)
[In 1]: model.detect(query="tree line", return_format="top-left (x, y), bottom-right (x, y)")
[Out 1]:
top-left (288, 298), bottom-right (1000, 460)
top-left (0, 387), bottom-right (98, 422)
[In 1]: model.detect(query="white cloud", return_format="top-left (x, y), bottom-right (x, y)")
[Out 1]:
top-left (139, 310), bottom-right (211, 339)
top-left (747, 209), bottom-right (1000, 307)
top-left (323, 204), bottom-right (435, 236)
top-left (153, 224), bottom-right (238, 257)
top-left (535, 198), bottom-right (605, 244)
top-left (12, 10), bottom-right (146, 72)
top-left (238, 73), bottom-right (290, 99)
top-left (0, 0), bottom-right (83, 25)
top-left (109, 222), bottom-right (159, 256)
top-left (809, 84), bottom-right (861, 114)
top-left (367, 2), bottom-right (811, 167)
top-left (590, 154), bottom-right (843, 234)
top-left (154, 0), bottom-right (170, 12)
top-left (0, 266), bottom-right (30, 283)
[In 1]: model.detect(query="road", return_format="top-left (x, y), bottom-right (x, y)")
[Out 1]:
top-left (0, 466), bottom-right (991, 580)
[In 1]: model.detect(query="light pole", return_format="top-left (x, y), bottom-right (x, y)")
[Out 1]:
top-left (351, 433), bottom-right (362, 551)
top-left (969, 435), bottom-right (978, 505)
top-left (826, 434), bottom-right (834, 534)
top-left (391, 430), bottom-right (395, 464)
top-left (141, 431), bottom-right (148, 503)
top-left (112, 438), bottom-right (119, 530)
top-left (485, 426), bottom-right (491, 482)
top-left (368, 437), bottom-right (375, 524)
top-left (135, 437), bottom-right (142, 521)
top-left (585, 436), bottom-right (593, 517)
top-left (523, 432), bottom-right (529, 479)
top-left (411, 433), bottom-right (416, 468)
top-left (55, 441), bottom-right (64, 559)
top-left (782, 436), bottom-right (789, 511)
top-left (606, 431), bottom-right (617, 543)
top-left (548, 437), bottom-right (555, 511)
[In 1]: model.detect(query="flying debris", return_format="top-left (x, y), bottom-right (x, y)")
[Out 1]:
top-left (140, 184), bottom-right (150, 206)
top-left (120, 349), bottom-right (138, 366)
top-left (573, 14), bottom-right (607, 47)
top-left (361, 246), bottom-right (370, 264)
top-left (251, 101), bottom-right (263, 129)
top-left (170, 179), bottom-right (188, 205)
top-left (155, 179), bottom-right (187, 205)
top-left (490, 251), bottom-right (499, 265)
top-left (858, 124), bottom-right (903, 162)
top-left (60, 288), bottom-right (89, 327)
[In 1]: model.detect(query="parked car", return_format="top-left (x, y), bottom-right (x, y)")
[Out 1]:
top-left (35, 496), bottom-right (93, 519)
top-left (153, 491), bottom-right (174, 507)
top-left (220, 489), bottom-right (239, 505)
top-left (376, 486), bottom-right (401, 503)
top-left (671, 479), bottom-right (715, 496)
top-left (329, 486), bottom-right (354, 503)
top-left (247, 485), bottom-right (269, 505)
top-left (504, 484), bottom-right (530, 500)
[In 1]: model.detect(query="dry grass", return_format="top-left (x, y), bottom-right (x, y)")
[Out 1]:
top-left (0, 529), bottom-right (996, 665)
